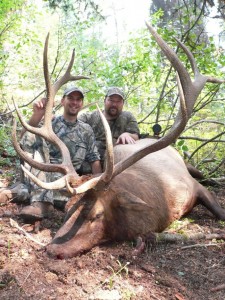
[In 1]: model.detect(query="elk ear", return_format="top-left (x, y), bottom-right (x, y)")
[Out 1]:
top-left (111, 191), bottom-right (156, 237)
top-left (115, 191), bottom-right (153, 211)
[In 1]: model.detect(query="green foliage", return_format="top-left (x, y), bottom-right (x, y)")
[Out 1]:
top-left (218, 221), bottom-right (225, 227)
top-left (176, 140), bottom-right (189, 154)
top-left (103, 260), bottom-right (130, 290)
top-left (46, 0), bottom-right (104, 20)
top-left (121, 289), bottom-right (136, 300)
top-left (0, 0), bottom-right (26, 87)
top-left (168, 218), bottom-right (194, 231)
top-left (0, 0), bottom-right (25, 36)
top-left (0, 1), bottom-right (224, 178)
top-left (0, 123), bottom-right (16, 166)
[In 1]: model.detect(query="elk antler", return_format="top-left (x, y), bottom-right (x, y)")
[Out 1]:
top-left (13, 104), bottom-right (114, 192)
top-left (110, 22), bottom-right (225, 179)
top-left (12, 24), bottom-right (225, 195)
top-left (12, 34), bottom-right (114, 193)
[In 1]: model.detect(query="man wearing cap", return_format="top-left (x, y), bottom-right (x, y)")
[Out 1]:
top-left (79, 86), bottom-right (140, 167)
top-left (4, 86), bottom-right (102, 221)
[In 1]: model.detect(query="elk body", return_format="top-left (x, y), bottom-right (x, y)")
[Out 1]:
top-left (46, 139), bottom-right (225, 258)
top-left (12, 23), bottom-right (225, 259)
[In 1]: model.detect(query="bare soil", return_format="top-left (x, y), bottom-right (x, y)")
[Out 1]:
top-left (0, 169), bottom-right (225, 300)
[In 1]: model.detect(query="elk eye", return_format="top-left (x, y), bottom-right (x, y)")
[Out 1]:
top-left (90, 212), bottom-right (103, 222)
top-left (95, 213), bottom-right (102, 219)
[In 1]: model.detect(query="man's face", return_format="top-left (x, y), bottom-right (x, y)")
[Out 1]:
top-left (61, 91), bottom-right (83, 116)
top-left (104, 94), bottom-right (124, 118)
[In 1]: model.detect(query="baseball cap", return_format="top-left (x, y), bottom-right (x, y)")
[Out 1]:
top-left (106, 87), bottom-right (125, 99)
top-left (63, 86), bottom-right (84, 98)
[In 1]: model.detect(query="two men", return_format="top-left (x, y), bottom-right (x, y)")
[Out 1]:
top-left (1, 86), bottom-right (139, 221)
top-left (79, 87), bottom-right (140, 167)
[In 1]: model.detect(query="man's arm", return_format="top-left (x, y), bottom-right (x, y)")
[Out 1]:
top-left (115, 112), bottom-right (140, 145)
top-left (83, 122), bottom-right (102, 174)
top-left (78, 111), bottom-right (89, 123)
top-left (91, 160), bottom-right (102, 174)
top-left (20, 98), bottom-right (47, 138)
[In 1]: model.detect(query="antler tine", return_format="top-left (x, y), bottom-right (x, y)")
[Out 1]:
top-left (145, 22), bottom-right (191, 85)
top-left (174, 37), bottom-right (199, 77)
top-left (21, 164), bottom-right (68, 190)
top-left (145, 22), bottom-right (224, 116)
top-left (96, 104), bottom-right (114, 182)
top-left (43, 34), bottom-right (90, 132)
top-left (174, 37), bottom-right (225, 84)
top-left (12, 117), bottom-right (69, 174)
top-left (12, 34), bottom-right (92, 192)
top-left (145, 23), bottom-right (195, 117)
top-left (43, 33), bottom-right (54, 129)
top-left (53, 49), bottom-right (90, 94)
top-left (206, 76), bottom-right (225, 84)
top-left (43, 33), bottom-right (51, 97)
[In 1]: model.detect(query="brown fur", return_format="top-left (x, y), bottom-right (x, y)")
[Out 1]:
top-left (46, 139), bottom-right (225, 258)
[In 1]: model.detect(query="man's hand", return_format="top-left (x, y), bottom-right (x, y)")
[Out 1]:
top-left (91, 160), bottom-right (102, 174)
top-left (116, 132), bottom-right (138, 145)
top-left (33, 98), bottom-right (47, 119)
top-left (20, 97), bottom-right (49, 138)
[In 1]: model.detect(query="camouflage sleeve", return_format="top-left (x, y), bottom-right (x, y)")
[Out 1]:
top-left (83, 125), bottom-right (100, 163)
top-left (78, 112), bottom-right (91, 124)
top-left (124, 112), bottom-right (140, 135)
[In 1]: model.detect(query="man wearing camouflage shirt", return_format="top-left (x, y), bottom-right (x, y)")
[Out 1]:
top-left (17, 86), bottom-right (102, 221)
top-left (79, 87), bottom-right (140, 168)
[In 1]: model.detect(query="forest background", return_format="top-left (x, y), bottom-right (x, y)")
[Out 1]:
top-left (0, 0), bottom-right (224, 182)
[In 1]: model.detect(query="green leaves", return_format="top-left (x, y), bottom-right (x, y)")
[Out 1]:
top-left (0, 1), bottom-right (224, 177)
top-left (176, 140), bottom-right (189, 153)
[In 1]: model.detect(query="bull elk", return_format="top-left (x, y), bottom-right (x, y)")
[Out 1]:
top-left (12, 23), bottom-right (225, 258)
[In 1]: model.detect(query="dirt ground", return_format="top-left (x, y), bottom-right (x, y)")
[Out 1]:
top-left (0, 170), bottom-right (225, 300)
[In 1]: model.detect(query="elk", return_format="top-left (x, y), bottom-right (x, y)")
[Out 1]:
top-left (12, 23), bottom-right (225, 258)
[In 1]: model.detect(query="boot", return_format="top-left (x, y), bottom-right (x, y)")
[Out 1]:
top-left (19, 201), bottom-right (54, 222)
top-left (0, 183), bottom-right (30, 204)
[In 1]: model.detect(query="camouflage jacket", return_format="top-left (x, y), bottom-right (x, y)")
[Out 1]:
top-left (21, 115), bottom-right (100, 172)
top-left (78, 110), bottom-right (140, 160)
